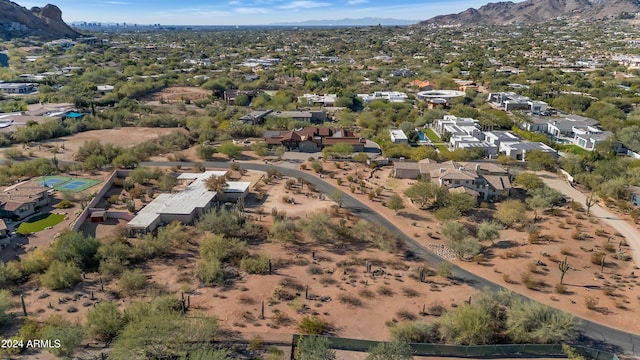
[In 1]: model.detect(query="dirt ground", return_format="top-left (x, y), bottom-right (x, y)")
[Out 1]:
top-left (12, 169), bottom-right (474, 359)
top-left (293, 159), bottom-right (640, 335)
top-left (0, 127), bottom-right (184, 162)
top-left (7, 158), bottom-right (640, 359)
top-left (140, 86), bottom-right (212, 103)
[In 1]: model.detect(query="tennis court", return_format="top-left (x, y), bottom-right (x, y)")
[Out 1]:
top-left (37, 176), bottom-right (101, 193)
top-left (37, 176), bottom-right (72, 188)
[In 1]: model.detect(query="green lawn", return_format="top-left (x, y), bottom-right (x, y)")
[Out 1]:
top-left (559, 144), bottom-right (590, 156)
top-left (424, 128), bottom-right (450, 153)
top-left (17, 213), bottom-right (65, 235)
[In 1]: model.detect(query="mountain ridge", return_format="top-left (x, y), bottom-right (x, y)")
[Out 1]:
top-left (418, 0), bottom-right (640, 26)
top-left (270, 17), bottom-right (416, 26)
top-left (0, 0), bottom-right (79, 40)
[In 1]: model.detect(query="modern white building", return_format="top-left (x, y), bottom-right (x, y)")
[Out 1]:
top-left (127, 171), bottom-right (250, 236)
top-left (390, 129), bottom-right (408, 143)
top-left (358, 91), bottom-right (408, 104)
top-left (488, 92), bottom-right (548, 112)
top-left (298, 94), bottom-right (337, 107)
top-left (499, 142), bottom-right (557, 161)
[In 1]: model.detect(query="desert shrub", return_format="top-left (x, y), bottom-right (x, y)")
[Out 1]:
top-left (559, 248), bottom-right (573, 256)
top-left (196, 258), bottom-right (223, 286)
top-left (584, 296), bottom-right (599, 310)
top-left (296, 335), bottom-right (336, 360)
top-left (55, 199), bottom-right (74, 209)
top-left (377, 286), bottom-right (394, 297)
top-left (87, 302), bottom-right (125, 341)
top-left (20, 248), bottom-right (51, 275)
top-left (602, 241), bottom-right (616, 253)
top-left (298, 316), bottom-right (327, 335)
top-left (440, 303), bottom-right (493, 345)
top-left (371, 226), bottom-right (400, 252)
top-left (41, 319), bottom-right (85, 358)
top-left (555, 283), bottom-right (567, 294)
top-left (307, 265), bottom-right (324, 275)
top-left (338, 293), bottom-right (363, 307)
top-left (506, 299), bottom-right (578, 344)
top-left (436, 261), bottom-right (453, 278)
top-left (402, 287), bottom-right (419, 297)
top-left (428, 302), bottom-right (447, 317)
top-left (199, 234), bottom-right (248, 266)
top-left (319, 276), bottom-right (337, 286)
top-left (389, 321), bottom-right (439, 343)
top-left (240, 253), bottom-right (270, 274)
top-left (396, 309), bottom-right (416, 321)
top-left (590, 253), bottom-right (605, 266)
top-left (49, 231), bottom-right (100, 271)
top-left (119, 269), bottom-right (148, 295)
top-left (0, 261), bottom-right (23, 287)
top-left (358, 288), bottom-right (375, 299)
top-left (0, 290), bottom-right (11, 326)
top-left (40, 261), bottom-right (82, 290)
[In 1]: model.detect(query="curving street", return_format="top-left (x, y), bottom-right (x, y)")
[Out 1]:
top-left (141, 160), bottom-right (640, 356)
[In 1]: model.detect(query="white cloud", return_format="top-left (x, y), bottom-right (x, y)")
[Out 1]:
top-left (279, 1), bottom-right (332, 10)
top-left (235, 7), bottom-right (271, 14)
top-left (347, 0), bottom-right (367, 4)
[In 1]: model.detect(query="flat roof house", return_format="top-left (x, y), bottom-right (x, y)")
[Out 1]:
top-left (127, 171), bottom-right (250, 236)
top-left (499, 142), bottom-right (558, 161)
top-left (268, 110), bottom-right (327, 124)
top-left (390, 129), bottom-right (408, 143)
top-left (0, 83), bottom-right (37, 95)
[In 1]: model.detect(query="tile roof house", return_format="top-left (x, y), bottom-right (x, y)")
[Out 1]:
top-left (0, 180), bottom-right (51, 220)
top-left (263, 127), bottom-right (365, 153)
top-left (394, 159), bottom-right (512, 200)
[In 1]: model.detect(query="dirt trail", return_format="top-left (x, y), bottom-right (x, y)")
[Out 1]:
top-left (540, 171), bottom-right (640, 268)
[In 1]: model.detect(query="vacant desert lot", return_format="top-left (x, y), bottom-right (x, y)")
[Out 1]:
top-left (0, 127), bottom-right (185, 162)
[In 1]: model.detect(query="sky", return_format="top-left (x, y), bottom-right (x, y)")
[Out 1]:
top-left (13, 0), bottom-right (501, 25)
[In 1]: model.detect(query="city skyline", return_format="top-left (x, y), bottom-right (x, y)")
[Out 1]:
top-left (13, 0), bottom-right (509, 25)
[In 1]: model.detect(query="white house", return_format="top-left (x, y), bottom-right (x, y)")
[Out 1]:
top-left (390, 129), bottom-right (408, 143)
top-left (358, 91), bottom-right (408, 104)
top-left (499, 142), bottom-right (557, 161)
top-left (488, 92), bottom-right (548, 112)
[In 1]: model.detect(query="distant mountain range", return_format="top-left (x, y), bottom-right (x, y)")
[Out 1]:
top-left (0, 0), bottom-right (78, 40)
top-left (271, 17), bottom-right (416, 26)
top-left (419, 0), bottom-right (640, 26)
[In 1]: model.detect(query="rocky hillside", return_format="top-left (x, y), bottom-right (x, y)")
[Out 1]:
top-left (0, 0), bottom-right (79, 40)
top-left (419, 0), bottom-right (640, 26)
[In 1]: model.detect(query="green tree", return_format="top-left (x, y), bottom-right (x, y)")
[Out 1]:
top-left (322, 143), bottom-right (354, 159)
top-left (404, 181), bottom-right (446, 208)
top-left (49, 231), bottom-right (100, 271)
top-left (477, 220), bottom-right (501, 244)
top-left (205, 175), bottom-right (228, 192)
top-left (40, 261), bottom-right (83, 290)
top-left (506, 299), bottom-right (578, 344)
top-left (251, 141), bottom-right (269, 157)
top-left (196, 144), bottom-right (217, 160)
top-left (87, 302), bottom-right (125, 341)
top-left (515, 172), bottom-right (544, 190)
top-left (0, 289), bottom-right (10, 325)
top-left (217, 142), bottom-right (243, 158)
top-left (296, 336), bottom-right (336, 360)
top-left (270, 219), bottom-right (296, 246)
top-left (329, 189), bottom-right (343, 207)
top-left (526, 151), bottom-right (557, 171)
top-left (366, 341), bottom-right (413, 360)
top-left (42, 321), bottom-right (85, 358)
top-left (494, 199), bottom-right (528, 227)
top-left (387, 194), bottom-right (405, 213)
top-left (440, 303), bottom-right (493, 344)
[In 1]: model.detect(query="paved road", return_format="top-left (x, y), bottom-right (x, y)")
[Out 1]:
top-left (141, 161), bottom-right (640, 356)
top-left (540, 172), bottom-right (640, 269)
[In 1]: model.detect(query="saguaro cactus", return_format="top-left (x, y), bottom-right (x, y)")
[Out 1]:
top-left (558, 256), bottom-right (570, 285)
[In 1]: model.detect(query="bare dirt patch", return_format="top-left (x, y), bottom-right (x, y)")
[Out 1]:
top-left (295, 159), bottom-right (640, 335)
top-left (140, 86), bottom-right (211, 103)
top-left (0, 127), bottom-right (184, 163)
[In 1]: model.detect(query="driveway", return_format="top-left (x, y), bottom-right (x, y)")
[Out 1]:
top-left (540, 171), bottom-right (640, 269)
